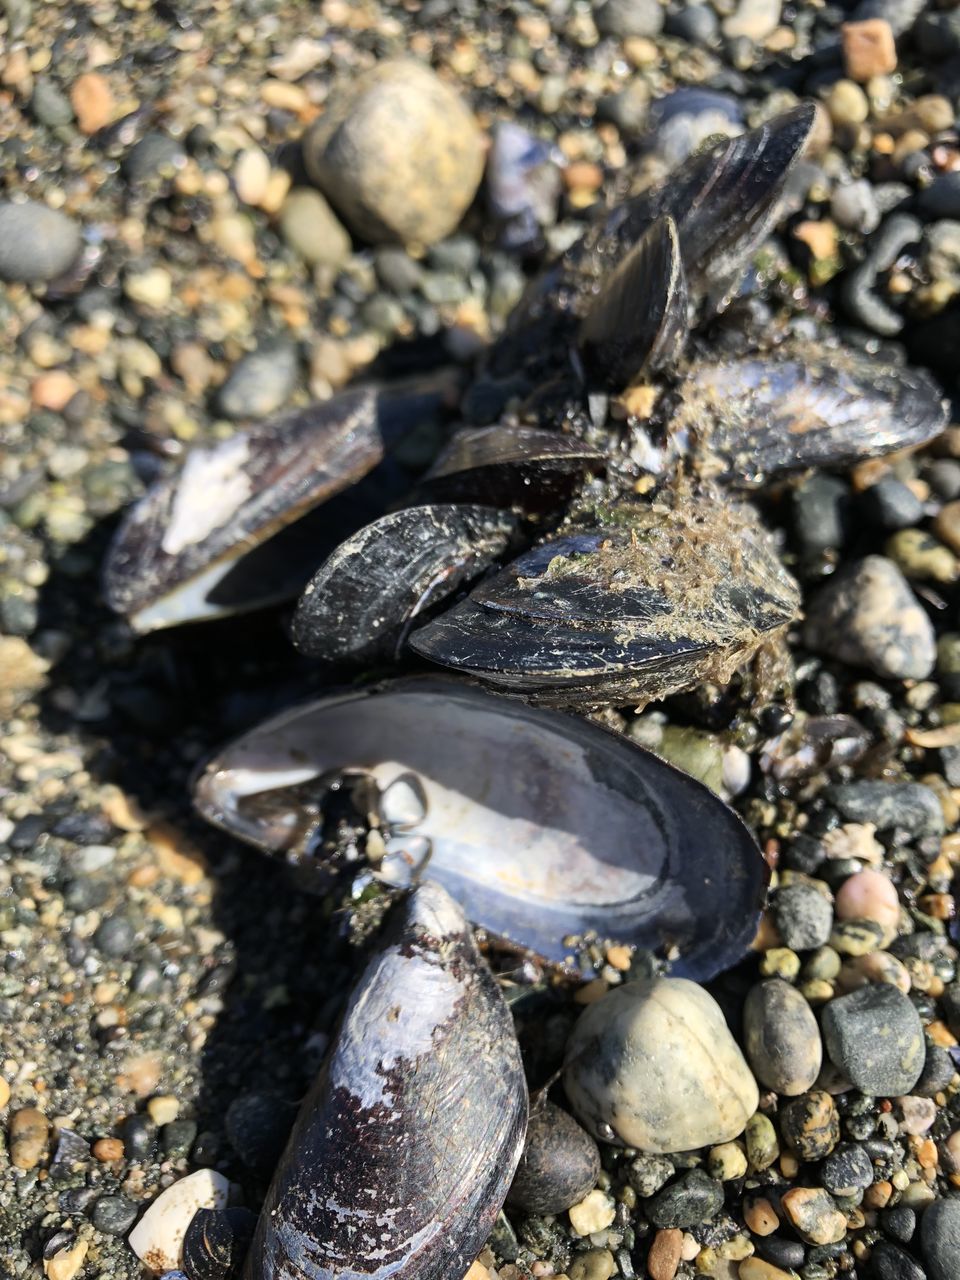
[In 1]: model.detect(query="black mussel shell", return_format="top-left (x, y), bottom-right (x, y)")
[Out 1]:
top-left (194, 676), bottom-right (770, 979)
top-left (410, 494), bottom-right (800, 707)
top-left (242, 882), bottom-right (528, 1280)
top-left (291, 503), bottom-right (518, 663)
top-left (579, 214), bottom-right (689, 390)
top-left (184, 1207), bottom-right (257, 1280)
top-left (103, 379), bottom-right (457, 633)
top-left (416, 424), bottom-right (605, 513)
top-left (484, 104), bottom-right (817, 386)
top-left (506, 1101), bottom-right (601, 1215)
top-left (673, 343), bottom-right (948, 486)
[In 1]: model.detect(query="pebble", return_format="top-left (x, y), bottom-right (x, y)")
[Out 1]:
top-left (773, 882), bottom-right (834, 952)
top-left (507, 1102), bottom-right (601, 1215)
top-left (881, 1205), bottom-right (917, 1244)
top-left (303, 59), bottom-right (484, 246)
top-left (861, 479), bottom-right (925, 531)
top-left (94, 915), bottom-right (137, 957)
top-left (218, 343), bottom-right (298, 420)
top-left (280, 188), bottom-right (352, 270)
top-left (825, 80), bottom-right (870, 127)
top-left (9, 1107), bottom-right (49, 1169)
top-left (920, 1197), bottom-right (960, 1280)
top-left (821, 1142), bottom-right (875, 1196)
top-left (825, 781), bottom-right (945, 837)
top-left (595, 0), bottom-right (664, 38)
top-left (570, 1250), bottom-right (618, 1280)
top-left (0, 201), bottom-right (82, 283)
top-left (779, 1090), bottom-right (840, 1160)
top-left (648, 1228), bottom-right (684, 1280)
top-left (898, 1095), bottom-right (937, 1134)
top-left (835, 869), bottom-right (900, 935)
top-left (918, 175), bottom-right (960, 221)
top-left (708, 1141), bottom-right (748, 1181)
top-left (70, 71), bottom-right (114, 134)
top-left (803, 557), bottom-right (936, 681)
top-left (842, 18), bottom-right (898, 80)
top-left (569, 1188), bottom-right (616, 1236)
top-left (124, 1114), bottom-right (157, 1162)
top-left (147, 1095), bottom-right (180, 1127)
top-left (722, 0), bottom-right (782, 42)
top-left (871, 1240), bottom-right (927, 1280)
top-left (32, 78), bottom-right (74, 128)
top-left (743, 979), bottom-right (822, 1095)
top-left (563, 978), bottom-right (759, 1153)
top-left (92, 1193), bottom-right (138, 1235)
top-left (779, 1186), bottom-right (847, 1245)
top-left (233, 147), bottom-right (271, 206)
top-left (43, 1239), bottom-right (88, 1280)
top-left (745, 1113), bottom-right (780, 1171)
top-left (127, 1168), bottom-right (230, 1272)
top-left (821, 984), bottom-right (925, 1096)
top-left (739, 1261), bottom-right (793, 1280)
top-left (92, 1136), bottom-right (124, 1162)
top-left (0, 1078), bottom-right (8, 1110)
top-left (743, 1194), bottom-right (779, 1236)
top-left (832, 180), bottom-right (881, 235)
top-left (647, 1169), bottom-right (724, 1228)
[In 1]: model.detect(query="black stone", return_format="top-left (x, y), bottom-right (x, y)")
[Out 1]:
top-left (871, 1239), bottom-right (926, 1280)
top-left (860, 478), bottom-right (925, 531)
top-left (913, 1044), bottom-right (957, 1098)
top-left (793, 475), bottom-right (851, 554)
top-left (773, 882), bottom-right (833, 951)
top-left (757, 1237), bottom-right (806, 1270)
top-left (507, 1102), bottom-right (601, 1215)
top-left (646, 1169), bottom-right (724, 1229)
top-left (881, 1206), bottom-right (917, 1245)
top-left (822, 985), bottom-right (925, 1097)
top-left (920, 1197), bottom-right (960, 1280)
top-left (225, 1093), bottom-right (298, 1178)
top-left (821, 1143), bottom-right (874, 1197)
top-left (162, 1118), bottom-right (199, 1159)
top-left (58, 1187), bottom-right (99, 1215)
top-left (92, 1194), bottom-right (139, 1235)
top-left (123, 1115), bottom-right (157, 1162)
top-left (824, 782), bottom-right (944, 837)
top-left (93, 915), bottom-right (137, 957)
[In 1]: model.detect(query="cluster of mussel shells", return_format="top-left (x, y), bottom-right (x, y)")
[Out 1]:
top-left (103, 104), bottom-right (950, 1279)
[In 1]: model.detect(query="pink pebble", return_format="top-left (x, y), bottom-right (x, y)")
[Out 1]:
top-left (835, 869), bottom-right (900, 931)
top-left (898, 1095), bottom-right (937, 1135)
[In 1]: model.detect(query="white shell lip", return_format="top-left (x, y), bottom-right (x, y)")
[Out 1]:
top-left (193, 676), bottom-right (767, 979)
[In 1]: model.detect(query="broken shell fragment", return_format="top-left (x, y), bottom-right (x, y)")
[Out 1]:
top-left (104, 380), bottom-right (456, 633)
top-left (563, 978), bottom-right (759, 1153)
top-left (291, 503), bottom-right (518, 663)
top-left (194, 677), bottom-right (769, 979)
top-left (242, 882), bottom-right (528, 1280)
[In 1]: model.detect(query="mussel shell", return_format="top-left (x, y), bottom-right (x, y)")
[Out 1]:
top-left (579, 214), bottom-right (689, 390)
top-left (485, 104), bottom-right (817, 385)
top-left (242, 882), bottom-right (528, 1280)
top-left (410, 496), bottom-right (800, 707)
top-left (104, 378), bottom-right (457, 633)
top-left (194, 676), bottom-right (770, 979)
top-left (416, 425), bottom-right (604, 513)
top-left (290, 503), bottom-right (518, 663)
top-left (183, 1207), bottom-right (257, 1280)
top-left (673, 344), bottom-right (948, 485)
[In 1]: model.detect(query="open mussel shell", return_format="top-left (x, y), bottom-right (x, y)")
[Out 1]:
top-left (485, 104), bottom-right (817, 385)
top-left (416, 424), bottom-right (605, 513)
top-left (194, 676), bottom-right (770, 979)
top-left (183, 1207), bottom-right (257, 1280)
top-left (290, 503), bottom-right (518, 663)
top-left (673, 343), bottom-right (948, 486)
top-left (103, 379), bottom-right (457, 633)
top-left (578, 214), bottom-right (689, 390)
top-left (411, 495), bottom-right (800, 708)
top-left (242, 882), bottom-right (528, 1280)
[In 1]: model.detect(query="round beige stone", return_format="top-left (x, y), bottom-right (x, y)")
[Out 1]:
top-left (563, 978), bottom-right (759, 1154)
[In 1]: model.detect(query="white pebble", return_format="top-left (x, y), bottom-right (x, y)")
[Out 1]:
top-left (569, 1189), bottom-right (616, 1236)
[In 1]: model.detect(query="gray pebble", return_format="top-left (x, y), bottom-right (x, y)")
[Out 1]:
top-left (919, 174), bottom-right (960, 221)
top-left (595, 0), bottom-right (664, 38)
top-left (757, 1238), bottom-right (806, 1270)
top-left (824, 781), bottom-right (944, 837)
top-left (279, 189), bottom-right (352, 271)
top-left (881, 1206), bottom-right (917, 1245)
top-left (860, 479), bottom-right (925, 531)
top-left (506, 1102), bottom-right (600, 1215)
top-left (597, 82), bottom-right (651, 138)
top-left (628, 1154), bottom-right (675, 1197)
top-left (803, 556), bottom-right (936, 681)
top-left (920, 1197), bottom-right (960, 1280)
top-left (821, 1142), bottom-right (874, 1196)
top-left (93, 915), bottom-right (136, 957)
top-left (913, 1044), bottom-right (957, 1097)
top-left (792, 474), bottom-right (850, 555)
top-left (664, 4), bottom-right (719, 43)
top-left (647, 1169), bottom-right (723, 1228)
top-left (821, 985), bottom-right (925, 1097)
top-left (831, 180), bottom-right (880, 235)
top-left (374, 247), bottom-right (424, 294)
top-left (743, 979), bottom-right (822, 1095)
top-left (773, 882), bottom-right (834, 952)
top-left (31, 78), bottom-right (74, 128)
top-left (0, 202), bottom-right (82, 283)
top-left (123, 1115), bottom-right (156, 1162)
top-left (218, 343), bottom-right (298, 420)
top-left (122, 132), bottom-right (186, 184)
top-left (852, 0), bottom-right (925, 34)
top-left (92, 1194), bottom-right (138, 1235)
top-left (162, 1119), bottom-right (198, 1158)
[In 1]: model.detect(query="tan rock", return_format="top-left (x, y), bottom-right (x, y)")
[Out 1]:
top-left (70, 71), bottom-right (115, 133)
top-left (569, 1189), bottom-right (616, 1236)
top-left (648, 1228), bottom-right (683, 1280)
top-left (0, 636), bottom-right (49, 714)
top-left (10, 1107), bottom-right (49, 1170)
top-left (743, 1194), bottom-right (779, 1236)
top-left (31, 370), bottom-right (79, 412)
top-left (780, 1187), bottom-right (847, 1244)
top-left (303, 59), bottom-right (484, 245)
top-left (739, 1259), bottom-right (794, 1280)
top-left (564, 979), bottom-right (759, 1153)
top-left (842, 19), bottom-right (897, 82)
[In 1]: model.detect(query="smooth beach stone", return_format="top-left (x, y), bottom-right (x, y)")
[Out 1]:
top-left (0, 201), bottom-right (82, 283)
top-left (563, 978), bottom-right (759, 1153)
top-left (921, 1197), bottom-right (960, 1280)
top-left (778, 1090), bottom-right (840, 1160)
top-left (743, 979), bottom-right (823, 1095)
top-left (507, 1102), bottom-right (601, 1215)
top-left (821, 985), bottom-right (925, 1096)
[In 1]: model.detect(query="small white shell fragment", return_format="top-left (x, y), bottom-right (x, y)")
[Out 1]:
top-left (127, 1168), bottom-right (229, 1272)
